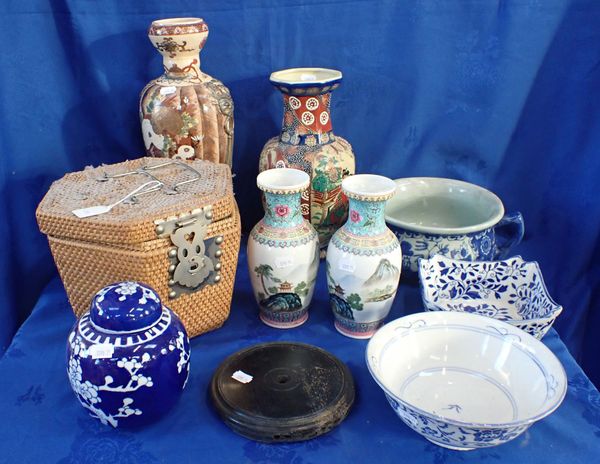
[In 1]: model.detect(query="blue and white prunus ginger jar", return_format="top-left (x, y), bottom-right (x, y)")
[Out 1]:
top-left (66, 281), bottom-right (191, 427)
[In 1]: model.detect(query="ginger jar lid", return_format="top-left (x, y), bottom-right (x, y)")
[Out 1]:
top-left (90, 282), bottom-right (163, 333)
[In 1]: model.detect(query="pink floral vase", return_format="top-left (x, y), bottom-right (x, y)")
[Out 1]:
top-left (247, 168), bottom-right (320, 328)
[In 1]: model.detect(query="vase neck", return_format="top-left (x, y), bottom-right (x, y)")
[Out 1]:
top-left (279, 93), bottom-right (336, 146)
top-left (149, 18), bottom-right (209, 81)
top-left (163, 53), bottom-right (202, 80)
top-left (344, 198), bottom-right (388, 236)
top-left (263, 191), bottom-right (304, 228)
top-left (153, 38), bottom-right (203, 80)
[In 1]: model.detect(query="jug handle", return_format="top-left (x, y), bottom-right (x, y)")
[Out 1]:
top-left (494, 211), bottom-right (525, 259)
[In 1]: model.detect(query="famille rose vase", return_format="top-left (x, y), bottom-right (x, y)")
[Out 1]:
top-left (140, 18), bottom-right (234, 166)
top-left (258, 68), bottom-right (355, 249)
top-left (326, 175), bottom-right (402, 338)
top-left (66, 282), bottom-right (190, 428)
top-left (247, 168), bottom-right (320, 328)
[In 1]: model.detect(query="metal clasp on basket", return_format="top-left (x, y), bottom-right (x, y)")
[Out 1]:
top-left (154, 206), bottom-right (223, 299)
top-left (97, 160), bottom-right (203, 204)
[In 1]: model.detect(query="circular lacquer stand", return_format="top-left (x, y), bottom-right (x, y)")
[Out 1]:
top-left (210, 342), bottom-right (355, 442)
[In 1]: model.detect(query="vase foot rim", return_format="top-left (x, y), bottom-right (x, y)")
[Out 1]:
top-left (260, 312), bottom-right (308, 329)
top-left (334, 321), bottom-right (378, 339)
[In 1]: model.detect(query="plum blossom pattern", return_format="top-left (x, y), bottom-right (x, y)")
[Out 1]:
top-left (161, 331), bottom-right (191, 377)
top-left (115, 282), bottom-right (139, 298)
top-left (350, 210), bottom-right (361, 223)
top-left (66, 282), bottom-right (191, 428)
top-left (67, 333), bottom-right (152, 427)
top-left (420, 255), bottom-right (562, 339)
top-left (94, 282), bottom-right (161, 306)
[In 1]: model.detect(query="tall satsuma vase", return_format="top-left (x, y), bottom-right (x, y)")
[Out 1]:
top-left (326, 175), bottom-right (402, 339)
top-left (247, 168), bottom-right (320, 328)
top-left (140, 18), bottom-right (234, 166)
top-left (258, 68), bottom-right (355, 249)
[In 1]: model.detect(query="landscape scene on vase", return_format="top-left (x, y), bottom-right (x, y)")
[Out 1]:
top-left (254, 264), bottom-right (316, 313)
top-left (327, 258), bottom-right (400, 321)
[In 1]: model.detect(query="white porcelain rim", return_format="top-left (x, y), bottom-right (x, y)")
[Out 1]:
top-left (151, 17), bottom-right (204, 27)
top-left (385, 177), bottom-right (505, 234)
top-left (342, 174), bottom-right (396, 200)
top-left (257, 168), bottom-right (309, 193)
top-left (366, 311), bottom-right (568, 429)
top-left (270, 68), bottom-right (342, 86)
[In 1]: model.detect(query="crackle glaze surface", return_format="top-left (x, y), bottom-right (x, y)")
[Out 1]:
top-left (66, 282), bottom-right (190, 428)
top-left (258, 69), bottom-right (355, 248)
top-left (140, 18), bottom-right (234, 165)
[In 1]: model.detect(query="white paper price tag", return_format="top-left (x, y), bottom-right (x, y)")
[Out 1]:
top-left (89, 343), bottom-right (115, 360)
top-left (338, 259), bottom-right (356, 273)
top-left (275, 256), bottom-right (294, 269)
top-left (160, 86), bottom-right (177, 96)
top-left (232, 370), bottom-right (253, 384)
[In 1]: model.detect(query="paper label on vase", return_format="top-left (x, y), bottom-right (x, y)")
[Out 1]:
top-left (160, 86), bottom-right (177, 95)
top-left (275, 256), bottom-right (294, 269)
top-left (338, 259), bottom-right (356, 273)
top-left (232, 370), bottom-right (253, 384)
top-left (89, 343), bottom-right (115, 360)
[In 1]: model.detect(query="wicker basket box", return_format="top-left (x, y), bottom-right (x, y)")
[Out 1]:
top-left (36, 157), bottom-right (241, 337)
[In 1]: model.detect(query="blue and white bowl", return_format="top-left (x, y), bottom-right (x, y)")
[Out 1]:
top-left (366, 312), bottom-right (567, 450)
top-left (384, 177), bottom-right (524, 274)
top-left (419, 255), bottom-right (563, 339)
top-left (66, 282), bottom-right (191, 427)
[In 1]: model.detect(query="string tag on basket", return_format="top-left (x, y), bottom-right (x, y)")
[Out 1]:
top-left (71, 180), bottom-right (163, 218)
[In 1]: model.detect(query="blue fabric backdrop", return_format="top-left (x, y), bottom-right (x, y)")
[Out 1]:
top-left (1, 0), bottom-right (599, 386)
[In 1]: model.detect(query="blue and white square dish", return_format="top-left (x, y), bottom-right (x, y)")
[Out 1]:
top-left (418, 255), bottom-right (562, 339)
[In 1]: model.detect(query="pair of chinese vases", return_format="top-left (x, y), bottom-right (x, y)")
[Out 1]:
top-left (248, 168), bottom-right (402, 338)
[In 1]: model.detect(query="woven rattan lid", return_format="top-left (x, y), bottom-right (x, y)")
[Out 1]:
top-left (36, 158), bottom-right (234, 245)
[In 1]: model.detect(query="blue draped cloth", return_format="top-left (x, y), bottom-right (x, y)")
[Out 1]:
top-left (1, 1), bottom-right (600, 384)
top-left (0, 247), bottom-right (599, 463)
